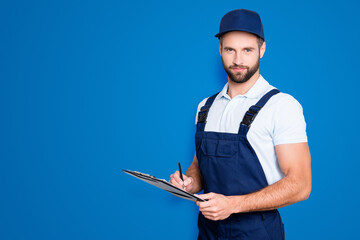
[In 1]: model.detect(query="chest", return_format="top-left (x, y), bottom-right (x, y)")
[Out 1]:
top-left (204, 97), bottom-right (274, 139)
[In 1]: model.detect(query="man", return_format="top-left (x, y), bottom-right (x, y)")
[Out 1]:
top-left (169, 9), bottom-right (311, 240)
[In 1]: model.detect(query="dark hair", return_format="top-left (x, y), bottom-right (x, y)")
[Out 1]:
top-left (219, 34), bottom-right (264, 50)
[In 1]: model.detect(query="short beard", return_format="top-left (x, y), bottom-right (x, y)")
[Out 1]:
top-left (222, 56), bottom-right (260, 84)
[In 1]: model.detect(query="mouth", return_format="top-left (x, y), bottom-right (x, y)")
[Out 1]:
top-left (230, 66), bottom-right (247, 72)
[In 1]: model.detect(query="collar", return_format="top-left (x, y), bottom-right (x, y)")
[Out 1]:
top-left (218, 75), bottom-right (270, 100)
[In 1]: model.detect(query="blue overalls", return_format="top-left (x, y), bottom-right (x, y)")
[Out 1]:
top-left (196, 89), bottom-right (284, 240)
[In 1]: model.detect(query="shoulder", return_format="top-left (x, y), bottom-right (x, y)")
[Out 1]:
top-left (197, 97), bottom-right (208, 111)
top-left (194, 97), bottom-right (208, 125)
top-left (195, 92), bottom-right (220, 124)
top-left (196, 91), bottom-right (221, 111)
top-left (263, 91), bottom-right (307, 145)
top-left (265, 92), bottom-right (304, 112)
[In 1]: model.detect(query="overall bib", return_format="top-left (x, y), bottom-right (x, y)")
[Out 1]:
top-left (196, 89), bottom-right (284, 240)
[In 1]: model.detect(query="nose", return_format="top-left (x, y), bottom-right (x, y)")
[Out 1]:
top-left (233, 52), bottom-right (243, 66)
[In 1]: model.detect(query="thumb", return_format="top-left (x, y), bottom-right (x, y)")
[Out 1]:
top-left (183, 177), bottom-right (193, 186)
top-left (196, 192), bottom-right (215, 200)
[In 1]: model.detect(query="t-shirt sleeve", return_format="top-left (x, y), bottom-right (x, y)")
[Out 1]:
top-left (195, 98), bottom-right (208, 125)
top-left (273, 95), bottom-right (308, 145)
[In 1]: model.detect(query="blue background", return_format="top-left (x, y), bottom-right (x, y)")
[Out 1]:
top-left (1, 0), bottom-right (359, 239)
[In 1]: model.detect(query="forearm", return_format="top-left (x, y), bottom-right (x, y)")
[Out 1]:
top-left (230, 174), bottom-right (311, 213)
top-left (185, 154), bottom-right (203, 194)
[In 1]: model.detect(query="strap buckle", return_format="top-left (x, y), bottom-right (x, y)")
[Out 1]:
top-left (240, 105), bottom-right (262, 127)
top-left (197, 107), bottom-right (209, 123)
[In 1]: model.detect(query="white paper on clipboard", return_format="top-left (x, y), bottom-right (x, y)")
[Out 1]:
top-left (122, 169), bottom-right (206, 202)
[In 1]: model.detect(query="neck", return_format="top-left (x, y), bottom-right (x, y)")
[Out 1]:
top-left (227, 71), bottom-right (260, 98)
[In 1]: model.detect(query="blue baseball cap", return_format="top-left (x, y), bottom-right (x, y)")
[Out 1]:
top-left (215, 9), bottom-right (265, 40)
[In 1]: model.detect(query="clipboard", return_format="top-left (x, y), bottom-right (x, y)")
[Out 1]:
top-left (122, 169), bottom-right (206, 202)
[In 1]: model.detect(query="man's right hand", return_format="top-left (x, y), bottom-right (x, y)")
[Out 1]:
top-left (169, 171), bottom-right (194, 192)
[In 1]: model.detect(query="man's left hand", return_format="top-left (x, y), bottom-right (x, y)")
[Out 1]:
top-left (196, 192), bottom-right (235, 221)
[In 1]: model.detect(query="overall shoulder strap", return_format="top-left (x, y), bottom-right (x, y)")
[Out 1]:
top-left (196, 92), bottom-right (220, 132)
top-left (239, 89), bottom-right (280, 135)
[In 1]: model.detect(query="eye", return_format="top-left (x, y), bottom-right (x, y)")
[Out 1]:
top-left (225, 48), bottom-right (234, 52)
top-left (244, 48), bottom-right (252, 53)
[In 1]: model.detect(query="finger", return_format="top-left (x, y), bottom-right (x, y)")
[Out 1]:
top-left (195, 194), bottom-right (210, 207)
top-left (183, 177), bottom-right (193, 187)
top-left (205, 215), bottom-right (219, 221)
top-left (199, 204), bottom-right (215, 212)
top-left (198, 199), bottom-right (216, 209)
top-left (196, 197), bottom-right (211, 207)
top-left (169, 173), bottom-right (184, 188)
top-left (177, 171), bottom-right (191, 183)
top-left (171, 181), bottom-right (183, 189)
top-left (172, 171), bottom-right (184, 185)
top-left (170, 171), bottom-right (181, 183)
top-left (197, 192), bottom-right (215, 201)
top-left (200, 211), bottom-right (218, 221)
top-left (169, 174), bottom-right (176, 184)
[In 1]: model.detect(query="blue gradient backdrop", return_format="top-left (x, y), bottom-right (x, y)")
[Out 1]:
top-left (1, 0), bottom-right (359, 239)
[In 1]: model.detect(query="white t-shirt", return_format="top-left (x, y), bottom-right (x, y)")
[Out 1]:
top-left (195, 75), bottom-right (308, 185)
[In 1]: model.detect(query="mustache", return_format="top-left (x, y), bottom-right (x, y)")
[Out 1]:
top-left (229, 65), bottom-right (249, 69)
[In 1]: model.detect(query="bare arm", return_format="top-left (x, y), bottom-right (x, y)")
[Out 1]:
top-left (185, 153), bottom-right (203, 193)
top-left (169, 153), bottom-right (203, 193)
top-left (197, 142), bottom-right (312, 220)
top-left (233, 142), bottom-right (312, 211)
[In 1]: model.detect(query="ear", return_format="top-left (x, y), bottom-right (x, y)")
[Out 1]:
top-left (219, 44), bottom-right (222, 56)
top-left (260, 41), bottom-right (266, 58)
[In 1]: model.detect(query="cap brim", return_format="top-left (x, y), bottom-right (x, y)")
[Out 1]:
top-left (214, 29), bottom-right (264, 40)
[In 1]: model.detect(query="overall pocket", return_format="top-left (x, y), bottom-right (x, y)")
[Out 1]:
top-left (200, 138), bottom-right (238, 158)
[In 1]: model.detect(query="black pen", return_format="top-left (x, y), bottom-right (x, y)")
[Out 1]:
top-left (178, 162), bottom-right (185, 190)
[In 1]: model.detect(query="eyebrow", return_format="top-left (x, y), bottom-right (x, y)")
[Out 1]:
top-left (223, 46), bottom-right (256, 50)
